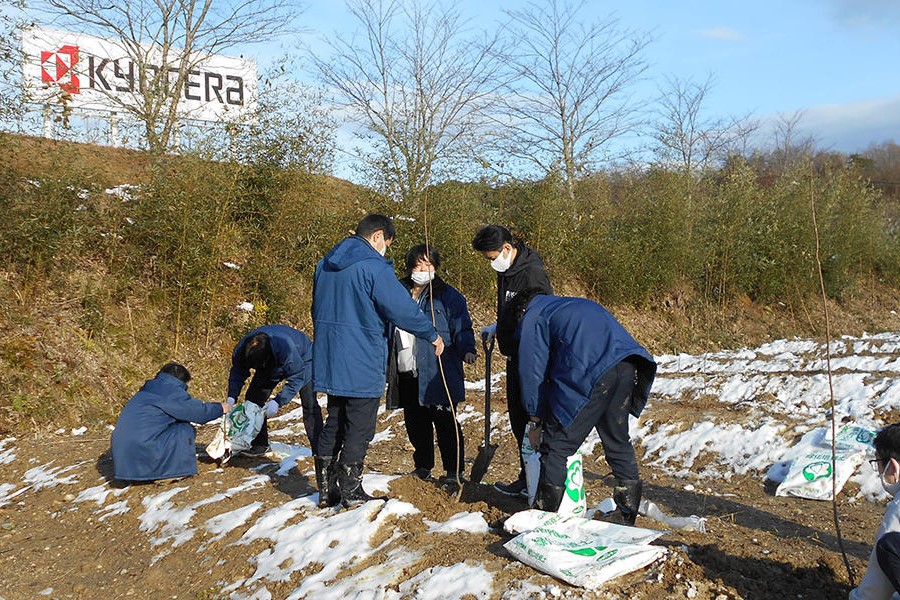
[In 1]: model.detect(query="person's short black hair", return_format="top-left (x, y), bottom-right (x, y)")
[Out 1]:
top-left (496, 287), bottom-right (545, 355)
top-left (875, 424), bottom-right (900, 463)
top-left (404, 244), bottom-right (442, 272)
top-left (244, 332), bottom-right (272, 370)
top-left (471, 224), bottom-right (512, 252)
top-left (159, 362), bottom-right (191, 383)
top-left (356, 214), bottom-right (396, 241)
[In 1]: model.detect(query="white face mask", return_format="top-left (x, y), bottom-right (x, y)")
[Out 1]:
top-left (883, 460), bottom-right (900, 496)
top-left (377, 243), bottom-right (386, 257)
top-left (490, 247), bottom-right (511, 273)
top-left (410, 271), bottom-right (434, 285)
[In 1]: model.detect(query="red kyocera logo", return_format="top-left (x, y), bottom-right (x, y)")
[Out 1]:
top-left (41, 45), bottom-right (80, 94)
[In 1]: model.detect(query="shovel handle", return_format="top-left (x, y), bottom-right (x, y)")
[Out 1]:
top-left (482, 333), bottom-right (494, 443)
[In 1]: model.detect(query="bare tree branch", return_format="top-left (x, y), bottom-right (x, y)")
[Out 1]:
top-left (492, 0), bottom-right (650, 201)
top-left (650, 74), bottom-right (759, 174)
top-left (313, 0), bottom-right (503, 202)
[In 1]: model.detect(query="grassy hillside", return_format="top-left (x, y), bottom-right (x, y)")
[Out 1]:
top-left (1, 133), bottom-right (899, 433)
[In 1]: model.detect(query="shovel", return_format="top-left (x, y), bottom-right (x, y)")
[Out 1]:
top-left (469, 332), bottom-right (498, 484)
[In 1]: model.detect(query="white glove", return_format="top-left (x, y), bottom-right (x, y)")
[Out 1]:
top-left (264, 399), bottom-right (279, 418)
top-left (480, 323), bottom-right (497, 342)
top-left (226, 397), bottom-right (236, 407)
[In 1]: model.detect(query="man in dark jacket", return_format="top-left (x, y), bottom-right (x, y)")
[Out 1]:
top-left (472, 224), bottom-right (553, 496)
top-left (112, 363), bottom-right (229, 482)
top-left (227, 324), bottom-right (320, 456)
top-left (499, 289), bottom-right (657, 525)
top-left (313, 214), bottom-right (444, 508)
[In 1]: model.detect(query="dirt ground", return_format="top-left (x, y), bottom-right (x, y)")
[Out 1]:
top-left (0, 386), bottom-right (880, 600)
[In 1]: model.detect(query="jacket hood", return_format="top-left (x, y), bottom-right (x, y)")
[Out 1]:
top-left (323, 235), bottom-right (389, 271)
top-left (506, 243), bottom-right (545, 277)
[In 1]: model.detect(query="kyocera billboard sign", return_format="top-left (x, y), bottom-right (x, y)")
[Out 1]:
top-left (22, 27), bottom-right (257, 122)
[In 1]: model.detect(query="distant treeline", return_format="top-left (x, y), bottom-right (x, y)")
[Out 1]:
top-left (1, 134), bottom-right (899, 343)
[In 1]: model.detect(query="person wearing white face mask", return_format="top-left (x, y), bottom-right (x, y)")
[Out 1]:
top-left (386, 244), bottom-right (477, 486)
top-left (471, 224), bottom-right (553, 496)
top-left (851, 423), bottom-right (900, 599)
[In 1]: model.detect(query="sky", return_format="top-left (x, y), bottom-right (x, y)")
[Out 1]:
top-left (285, 0), bottom-right (900, 176)
top-left (2, 327), bottom-right (900, 597)
top-left (15, 0), bottom-right (900, 180)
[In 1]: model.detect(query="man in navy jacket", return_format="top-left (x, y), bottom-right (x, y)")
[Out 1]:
top-left (499, 290), bottom-right (656, 524)
top-left (112, 363), bottom-right (229, 482)
top-left (313, 214), bottom-right (444, 508)
top-left (227, 324), bottom-right (320, 456)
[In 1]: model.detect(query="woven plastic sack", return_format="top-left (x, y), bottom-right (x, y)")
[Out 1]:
top-left (775, 447), bottom-right (865, 500)
top-left (523, 433), bottom-right (587, 516)
top-left (205, 402), bottom-right (265, 460)
top-left (503, 509), bottom-right (666, 588)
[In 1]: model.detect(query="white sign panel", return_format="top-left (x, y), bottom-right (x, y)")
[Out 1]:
top-left (21, 26), bottom-right (257, 122)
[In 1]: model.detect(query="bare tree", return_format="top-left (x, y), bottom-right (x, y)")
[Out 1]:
top-left (772, 110), bottom-right (817, 172)
top-left (36, 0), bottom-right (298, 153)
top-left (312, 0), bottom-right (502, 203)
top-left (494, 0), bottom-right (650, 202)
top-left (650, 75), bottom-right (758, 174)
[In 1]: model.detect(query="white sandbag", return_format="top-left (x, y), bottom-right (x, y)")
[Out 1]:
top-left (504, 509), bottom-right (664, 544)
top-left (205, 425), bottom-right (228, 460)
top-left (522, 433), bottom-right (587, 516)
top-left (638, 499), bottom-right (707, 533)
top-left (204, 402), bottom-right (265, 460)
top-left (775, 447), bottom-right (865, 500)
top-left (559, 450), bottom-right (586, 516)
top-left (822, 424), bottom-right (877, 452)
top-left (503, 509), bottom-right (667, 588)
top-left (523, 433), bottom-right (541, 506)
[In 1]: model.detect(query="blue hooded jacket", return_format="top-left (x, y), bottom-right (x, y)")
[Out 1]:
top-left (312, 235), bottom-right (438, 398)
top-left (111, 372), bottom-right (223, 481)
top-left (227, 324), bottom-right (312, 407)
top-left (517, 295), bottom-right (656, 428)
top-left (386, 276), bottom-right (477, 406)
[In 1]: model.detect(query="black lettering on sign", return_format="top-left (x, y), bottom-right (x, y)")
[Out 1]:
top-left (225, 75), bottom-right (243, 106)
top-left (88, 55), bottom-right (110, 90)
top-left (184, 69), bottom-right (201, 100)
top-left (113, 59), bottom-right (134, 92)
top-left (205, 72), bottom-right (223, 103)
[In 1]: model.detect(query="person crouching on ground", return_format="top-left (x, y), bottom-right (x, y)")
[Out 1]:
top-left (850, 423), bottom-right (900, 599)
top-left (227, 324), bottom-right (320, 457)
top-left (497, 289), bottom-right (656, 524)
top-left (111, 362), bottom-right (230, 482)
top-left (386, 244), bottom-right (477, 486)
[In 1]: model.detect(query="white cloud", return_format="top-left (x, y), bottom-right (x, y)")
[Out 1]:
top-left (824, 0), bottom-right (900, 29)
top-left (696, 27), bottom-right (745, 41)
top-left (754, 95), bottom-right (900, 152)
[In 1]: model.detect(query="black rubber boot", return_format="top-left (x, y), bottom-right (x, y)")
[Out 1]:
top-left (532, 481), bottom-right (565, 512)
top-left (612, 478), bottom-right (642, 526)
top-left (337, 462), bottom-right (386, 508)
top-left (314, 455), bottom-right (340, 508)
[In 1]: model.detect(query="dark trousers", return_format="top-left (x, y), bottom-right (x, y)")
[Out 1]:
top-left (877, 531), bottom-right (900, 592)
top-left (506, 357), bottom-right (528, 481)
top-left (399, 373), bottom-right (464, 476)
top-left (245, 379), bottom-right (322, 454)
top-left (540, 360), bottom-right (639, 486)
top-left (317, 394), bottom-right (380, 465)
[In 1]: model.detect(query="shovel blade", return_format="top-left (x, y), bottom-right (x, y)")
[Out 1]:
top-left (469, 443), bottom-right (499, 484)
